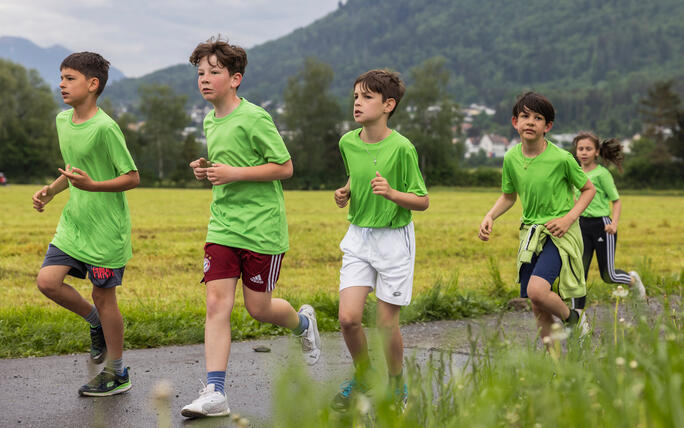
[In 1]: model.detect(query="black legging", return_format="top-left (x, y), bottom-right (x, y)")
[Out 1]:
top-left (572, 216), bottom-right (631, 310)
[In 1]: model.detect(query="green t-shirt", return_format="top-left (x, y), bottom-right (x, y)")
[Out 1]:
top-left (204, 98), bottom-right (291, 254)
top-left (340, 129), bottom-right (427, 228)
top-left (502, 141), bottom-right (588, 225)
top-left (52, 108), bottom-right (137, 268)
top-left (576, 164), bottom-right (619, 218)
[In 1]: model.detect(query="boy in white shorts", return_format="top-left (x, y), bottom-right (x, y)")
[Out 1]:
top-left (332, 69), bottom-right (429, 412)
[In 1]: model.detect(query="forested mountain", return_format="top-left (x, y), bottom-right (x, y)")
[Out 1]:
top-left (0, 36), bottom-right (125, 89)
top-left (106, 0), bottom-right (684, 136)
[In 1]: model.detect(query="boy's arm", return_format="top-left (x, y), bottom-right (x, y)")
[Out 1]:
top-left (334, 178), bottom-right (351, 208)
top-left (206, 160), bottom-right (293, 185)
top-left (545, 179), bottom-right (596, 238)
top-left (605, 199), bottom-right (622, 235)
top-left (370, 172), bottom-right (429, 211)
top-left (32, 174), bottom-right (69, 212)
top-left (59, 165), bottom-right (140, 192)
top-left (478, 192), bottom-right (517, 241)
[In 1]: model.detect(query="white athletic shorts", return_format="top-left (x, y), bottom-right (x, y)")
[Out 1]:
top-left (339, 222), bottom-right (415, 306)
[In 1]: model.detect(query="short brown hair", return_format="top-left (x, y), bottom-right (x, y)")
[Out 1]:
top-left (60, 52), bottom-right (110, 96)
top-left (354, 69), bottom-right (405, 118)
top-left (189, 36), bottom-right (247, 77)
top-left (512, 92), bottom-right (555, 123)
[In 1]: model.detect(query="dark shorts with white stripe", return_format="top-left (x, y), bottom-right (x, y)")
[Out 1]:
top-left (201, 243), bottom-right (284, 292)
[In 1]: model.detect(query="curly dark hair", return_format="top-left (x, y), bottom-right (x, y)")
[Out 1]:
top-left (189, 35), bottom-right (247, 77)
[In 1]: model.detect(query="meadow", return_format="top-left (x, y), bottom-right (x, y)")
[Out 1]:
top-left (1, 185), bottom-right (682, 358)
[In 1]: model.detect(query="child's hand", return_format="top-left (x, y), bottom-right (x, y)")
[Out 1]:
top-left (545, 215), bottom-right (574, 238)
top-left (206, 163), bottom-right (240, 185)
top-left (59, 165), bottom-right (95, 191)
top-left (334, 186), bottom-right (350, 208)
top-left (32, 185), bottom-right (54, 212)
top-left (604, 223), bottom-right (618, 235)
top-left (478, 215), bottom-right (493, 241)
top-left (189, 158), bottom-right (209, 180)
top-left (370, 172), bottom-right (394, 199)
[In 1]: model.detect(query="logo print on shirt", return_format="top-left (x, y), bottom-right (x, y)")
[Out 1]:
top-left (250, 274), bottom-right (264, 284)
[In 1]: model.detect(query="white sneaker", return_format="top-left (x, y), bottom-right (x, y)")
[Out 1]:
top-left (298, 304), bottom-right (321, 365)
top-left (181, 383), bottom-right (230, 418)
top-left (629, 271), bottom-right (646, 300)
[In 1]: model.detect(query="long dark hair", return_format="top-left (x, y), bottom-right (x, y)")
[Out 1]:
top-left (572, 131), bottom-right (624, 173)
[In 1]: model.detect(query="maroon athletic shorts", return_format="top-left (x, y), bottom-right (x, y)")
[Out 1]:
top-left (202, 243), bottom-right (284, 292)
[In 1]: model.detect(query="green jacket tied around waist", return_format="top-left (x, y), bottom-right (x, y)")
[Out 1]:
top-left (516, 221), bottom-right (586, 299)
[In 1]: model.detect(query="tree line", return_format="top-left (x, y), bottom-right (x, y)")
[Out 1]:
top-left (1, 57), bottom-right (681, 189)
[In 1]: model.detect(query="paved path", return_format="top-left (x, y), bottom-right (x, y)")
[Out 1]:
top-left (0, 301), bottom-right (657, 428)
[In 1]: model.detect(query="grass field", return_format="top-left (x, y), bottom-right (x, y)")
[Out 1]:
top-left (1, 185), bottom-right (682, 357)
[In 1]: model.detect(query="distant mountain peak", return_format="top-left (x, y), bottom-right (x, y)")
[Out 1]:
top-left (0, 35), bottom-right (125, 88)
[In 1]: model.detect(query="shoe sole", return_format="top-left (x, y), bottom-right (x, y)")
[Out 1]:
top-left (180, 408), bottom-right (230, 418)
top-left (79, 382), bottom-right (132, 397)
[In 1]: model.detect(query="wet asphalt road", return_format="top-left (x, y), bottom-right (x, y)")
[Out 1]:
top-left (0, 303), bottom-right (650, 428)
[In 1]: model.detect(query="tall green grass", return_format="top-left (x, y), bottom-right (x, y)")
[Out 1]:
top-left (270, 296), bottom-right (683, 427)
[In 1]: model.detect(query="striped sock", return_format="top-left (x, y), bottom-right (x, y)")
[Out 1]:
top-left (207, 371), bottom-right (226, 395)
top-left (84, 306), bottom-right (100, 327)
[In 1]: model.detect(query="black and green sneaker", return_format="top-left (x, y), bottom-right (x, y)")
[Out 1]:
top-left (89, 325), bottom-right (107, 364)
top-left (79, 367), bottom-right (131, 397)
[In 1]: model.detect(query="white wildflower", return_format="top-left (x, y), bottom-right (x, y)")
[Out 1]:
top-left (613, 286), bottom-right (629, 298)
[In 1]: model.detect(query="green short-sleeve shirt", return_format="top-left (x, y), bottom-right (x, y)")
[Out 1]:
top-left (52, 108), bottom-right (137, 268)
top-left (340, 129), bottom-right (427, 228)
top-left (576, 164), bottom-right (619, 218)
top-left (502, 141), bottom-right (588, 225)
top-left (204, 98), bottom-right (291, 254)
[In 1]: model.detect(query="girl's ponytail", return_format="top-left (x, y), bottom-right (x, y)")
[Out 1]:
top-left (599, 138), bottom-right (624, 173)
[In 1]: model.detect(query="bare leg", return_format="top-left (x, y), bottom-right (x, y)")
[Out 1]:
top-left (92, 286), bottom-right (124, 360)
top-left (526, 276), bottom-right (570, 321)
top-left (531, 301), bottom-right (555, 341)
top-left (243, 286), bottom-right (299, 329)
top-left (204, 278), bottom-right (238, 372)
top-left (376, 300), bottom-right (403, 376)
top-left (339, 286), bottom-right (372, 368)
top-left (36, 265), bottom-right (93, 317)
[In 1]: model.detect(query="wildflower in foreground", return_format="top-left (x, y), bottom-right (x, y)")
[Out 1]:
top-left (613, 286), bottom-right (629, 298)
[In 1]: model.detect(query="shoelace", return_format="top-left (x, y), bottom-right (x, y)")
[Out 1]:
top-left (87, 368), bottom-right (115, 386)
top-left (196, 379), bottom-right (212, 396)
top-left (300, 332), bottom-right (313, 352)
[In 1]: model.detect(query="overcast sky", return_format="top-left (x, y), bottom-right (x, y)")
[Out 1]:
top-left (0, 0), bottom-right (340, 77)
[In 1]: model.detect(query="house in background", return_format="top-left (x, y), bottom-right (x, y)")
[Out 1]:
top-left (464, 134), bottom-right (510, 158)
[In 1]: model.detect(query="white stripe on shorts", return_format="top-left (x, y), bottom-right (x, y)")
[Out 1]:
top-left (601, 217), bottom-right (631, 284)
top-left (267, 254), bottom-right (282, 292)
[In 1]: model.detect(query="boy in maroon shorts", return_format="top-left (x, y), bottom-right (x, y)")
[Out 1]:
top-left (181, 36), bottom-right (321, 419)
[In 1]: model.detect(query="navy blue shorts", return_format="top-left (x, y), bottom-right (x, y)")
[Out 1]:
top-left (41, 244), bottom-right (125, 289)
top-left (519, 238), bottom-right (561, 298)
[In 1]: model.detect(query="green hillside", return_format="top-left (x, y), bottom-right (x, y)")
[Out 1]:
top-left (105, 0), bottom-right (684, 136)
